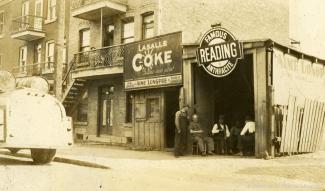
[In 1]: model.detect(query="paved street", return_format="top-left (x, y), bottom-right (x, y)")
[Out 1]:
top-left (1, 145), bottom-right (325, 191)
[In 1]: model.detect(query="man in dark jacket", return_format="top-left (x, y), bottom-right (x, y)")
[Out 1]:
top-left (174, 105), bottom-right (189, 157)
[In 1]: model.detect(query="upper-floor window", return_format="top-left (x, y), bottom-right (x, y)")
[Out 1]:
top-left (122, 19), bottom-right (134, 44)
top-left (142, 12), bottom-right (154, 39)
top-left (47, 0), bottom-right (56, 21)
top-left (21, 1), bottom-right (29, 16)
top-left (79, 28), bottom-right (90, 52)
top-left (0, 11), bottom-right (4, 35)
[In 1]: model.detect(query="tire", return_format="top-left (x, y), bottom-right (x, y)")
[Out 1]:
top-left (8, 148), bottom-right (20, 154)
top-left (30, 149), bottom-right (56, 164)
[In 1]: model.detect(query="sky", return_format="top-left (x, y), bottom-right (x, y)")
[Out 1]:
top-left (290, 0), bottom-right (325, 59)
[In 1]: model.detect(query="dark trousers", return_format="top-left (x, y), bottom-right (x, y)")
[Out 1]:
top-left (174, 129), bottom-right (187, 156)
top-left (238, 133), bottom-right (255, 155)
top-left (214, 136), bottom-right (226, 154)
top-left (227, 135), bottom-right (239, 153)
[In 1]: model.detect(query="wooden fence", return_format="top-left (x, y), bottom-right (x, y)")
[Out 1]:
top-left (274, 96), bottom-right (325, 155)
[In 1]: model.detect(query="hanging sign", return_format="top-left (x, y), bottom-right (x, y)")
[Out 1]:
top-left (196, 27), bottom-right (243, 77)
top-left (124, 32), bottom-right (182, 90)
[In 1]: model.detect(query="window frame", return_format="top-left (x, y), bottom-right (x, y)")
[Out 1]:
top-left (121, 18), bottom-right (135, 44)
top-left (0, 11), bottom-right (4, 35)
top-left (142, 12), bottom-right (154, 39)
top-left (19, 46), bottom-right (27, 72)
top-left (47, 0), bottom-right (56, 21)
top-left (79, 28), bottom-right (90, 52)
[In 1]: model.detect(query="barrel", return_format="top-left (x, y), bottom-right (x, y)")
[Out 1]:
top-left (16, 76), bottom-right (49, 93)
top-left (0, 70), bottom-right (16, 92)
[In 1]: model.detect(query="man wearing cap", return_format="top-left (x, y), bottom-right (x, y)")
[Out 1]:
top-left (189, 114), bottom-right (214, 156)
top-left (212, 115), bottom-right (230, 154)
top-left (174, 105), bottom-right (189, 157)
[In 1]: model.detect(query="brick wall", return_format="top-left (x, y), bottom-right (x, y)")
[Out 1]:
top-left (158, 0), bottom-right (289, 45)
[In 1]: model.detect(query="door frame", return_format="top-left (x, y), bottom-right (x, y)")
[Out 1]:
top-left (97, 85), bottom-right (113, 136)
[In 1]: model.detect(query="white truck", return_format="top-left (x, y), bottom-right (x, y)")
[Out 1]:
top-left (0, 71), bottom-right (73, 164)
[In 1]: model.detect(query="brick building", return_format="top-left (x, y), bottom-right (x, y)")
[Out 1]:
top-left (63, 0), bottom-right (294, 150)
top-left (0, 0), bottom-right (69, 97)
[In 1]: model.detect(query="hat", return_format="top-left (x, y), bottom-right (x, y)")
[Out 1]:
top-left (219, 115), bottom-right (225, 119)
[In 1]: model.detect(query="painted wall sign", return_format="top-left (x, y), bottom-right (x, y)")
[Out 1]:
top-left (196, 27), bottom-right (243, 77)
top-left (124, 32), bottom-right (182, 90)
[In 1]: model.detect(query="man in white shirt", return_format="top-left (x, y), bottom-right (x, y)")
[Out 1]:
top-left (211, 115), bottom-right (230, 154)
top-left (236, 116), bottom-right (255, 156)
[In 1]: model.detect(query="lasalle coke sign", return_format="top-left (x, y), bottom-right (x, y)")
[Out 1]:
top-left (124, 32), bottom-right (182, 90)
top-left (197, 27), bottom-right (243, 77)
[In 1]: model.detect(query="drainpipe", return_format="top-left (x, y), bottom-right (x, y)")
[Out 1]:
top-left (100, 8), bottom-right (103, 47)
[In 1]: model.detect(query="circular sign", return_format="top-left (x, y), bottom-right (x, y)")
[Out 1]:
top-left (196, 27), bottom-right (243, 77)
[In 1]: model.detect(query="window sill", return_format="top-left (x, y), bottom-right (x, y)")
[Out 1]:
top-left (44, 18), bottom-right (57, 25)
top-left (73, 121), bottom-right (88, 126)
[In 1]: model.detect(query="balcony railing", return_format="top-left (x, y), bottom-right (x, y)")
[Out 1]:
top-left (74, 45), bottom-right (125, 70)
top-left (71, 0), bottom-right (127, 10)
top-left (11, 62), bottom-right (55, 77)
top-left (11, 15), bottom-right (45, 41)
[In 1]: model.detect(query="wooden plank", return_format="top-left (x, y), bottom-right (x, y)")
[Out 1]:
top-left (160, 90), bottom-right (165, 149)
top-left (149, 122), bottom-right (155, 147)
top-left (299, 99), bottom-right (311, 152)
top-left (283, 96), bottom-right (296, 153)
top-left (316, 109), bottom-right (325, 151)
top-left (309, 101), bottom-right (321, 152)
top-left (296, 107), bottom-right (304, 153)
top-left (305, 100), bottom-right (317, 152)
top-left (290, 105), bottom-right (300, 153)
top-left (280, 105), bottom-right (288, 153)
top-left (154, 121), bottom-right (160, 148)
top-left (311, 102), bottom-right (324, 152)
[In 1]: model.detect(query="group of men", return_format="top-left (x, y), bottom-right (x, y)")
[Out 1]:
top-left (174, 105), bottom-right (255, 157)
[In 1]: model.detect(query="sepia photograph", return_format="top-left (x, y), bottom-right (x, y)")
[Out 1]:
top-left (0, 0), bottom-right (325, 190)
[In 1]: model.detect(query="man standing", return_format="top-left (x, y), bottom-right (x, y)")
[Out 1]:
top-left (174, 105), bottom-right (189, 157)
top-left (189, 114), bottom-right (214, 156)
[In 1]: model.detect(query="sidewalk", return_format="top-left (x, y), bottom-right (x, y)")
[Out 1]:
top-left (51, 143), bottom-right (325, 191)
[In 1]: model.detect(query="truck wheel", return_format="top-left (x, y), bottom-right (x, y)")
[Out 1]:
top-left (8, 148), bottom-right (20, 154)
top-left (31, 149), bottom-right (56, 164)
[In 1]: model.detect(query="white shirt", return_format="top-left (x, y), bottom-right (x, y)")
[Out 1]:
top-left (240, 121), bottom-right (255, 135)
top-left (212, 123), bottom-right (230, 137)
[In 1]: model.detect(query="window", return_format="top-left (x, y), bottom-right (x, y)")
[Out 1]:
top-left (47, 0), bottom-right (56, 21)
top-left (122, 19), bottom-right (134, 44)
top-left (21, 1), bottom-right (29, 16)
top-left (45, 41), bottom-right (54, 72)
top-left (125, 93), bottom-right (133, 123)
top-left (146, 98), bottom-right (160, 121)
top-left (79, 29), bottom-right (90, 52)
top-left (0, 11), bottom-right (4, 35)
top-left (77, 90), bottom-right (88, 122)
top-left (19, 46), bottom-right (27, 72)
top-left (142, 12), bottom-right (154, 39)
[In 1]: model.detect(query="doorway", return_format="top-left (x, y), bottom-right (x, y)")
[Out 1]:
top-left (194, 54), bottom-right (255, 133)
top-left (164, 88), bottom-right (180, 148)
top-left (98, 85), bottom-right (114, 136)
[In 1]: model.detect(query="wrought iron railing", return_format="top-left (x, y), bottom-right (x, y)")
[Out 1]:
top-left (74, 45), bottom-right (125, 69)
top-left (11, 62), bottom-right (55, 77)
top-left (11, 15), bottom-right (44, 34)
top-left (71, 0), bottom-right (127, 10)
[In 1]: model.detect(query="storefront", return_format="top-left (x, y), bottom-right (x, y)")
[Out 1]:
top-left (124, 32), bottom-right (183, 149)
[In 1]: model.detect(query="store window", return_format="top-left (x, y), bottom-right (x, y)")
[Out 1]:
top-left (122, 18), bottom-right (134, 44)
top-left (0, 11), bottom-right (4, 35)
top-left (79, 28), bottom-right (90, 52)
top-left (77, 90), bottom-right (88, 122)
top-left (146, 98), bottom-right (160, 121)
top-left (142, 12), bottom-right (154, 39)
top-left (47, 0), bottom-right (56, 21)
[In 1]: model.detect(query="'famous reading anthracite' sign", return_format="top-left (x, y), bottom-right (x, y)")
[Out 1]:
top-left (196, 27), bottom-right (243, 77)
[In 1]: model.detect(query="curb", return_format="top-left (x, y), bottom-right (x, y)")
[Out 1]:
top-left (0, 150), bottom-right (110, 169)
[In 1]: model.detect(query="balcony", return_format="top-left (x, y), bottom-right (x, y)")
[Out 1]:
top-left (71, 0), bottom-right (127, 20)
top-left (71, 45), bottom-right (124, 79)
top-left (11, 62), bottom-right (55, 78)
top-left (11, 15), bottom-right (45, 41)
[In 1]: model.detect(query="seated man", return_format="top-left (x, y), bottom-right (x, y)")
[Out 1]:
top-left (189, 114), bottom-right (214, 156)
top-left (236, 116), bottom-right (255, 156)
top-left (227, 120), bottom-right (241, 154)
top-left (212, 115), bottom-right (230, 154)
